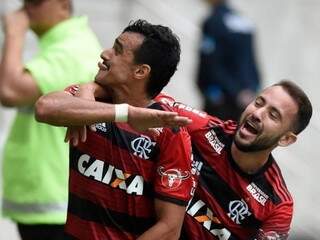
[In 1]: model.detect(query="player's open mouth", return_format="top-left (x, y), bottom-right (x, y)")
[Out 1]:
top-left (243, 119), bottom-right (259, 135)
top-left (98, 61), bottom-right (110, 71)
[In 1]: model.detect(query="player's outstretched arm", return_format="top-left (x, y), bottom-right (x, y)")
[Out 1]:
top-left (35, 91), bottom-right (191, 129)
top-left (128, 105), bottom-right (191, 131)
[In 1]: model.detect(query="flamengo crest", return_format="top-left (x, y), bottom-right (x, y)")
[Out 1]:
top-left (227, 199), bottom-right (251, 224)
top-left (131, 136), bottom-right (156, 159)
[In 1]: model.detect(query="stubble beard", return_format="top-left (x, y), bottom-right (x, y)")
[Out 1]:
top-left (233, 128), bottom-right (281, 152)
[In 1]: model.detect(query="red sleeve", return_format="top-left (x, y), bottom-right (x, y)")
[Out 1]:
top-left (155, 92), bottom-right (237, 134)
top-left (153, 126), bottom-right (195, 206)
top-left (155, 93), bottom-right (215, 133)
top-left (255, 201), bottom-right (293, 239)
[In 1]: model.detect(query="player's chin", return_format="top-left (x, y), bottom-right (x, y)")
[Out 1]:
top-left (94, 72), bottom-right (107, 84)
top-left (234, 133), bottom-right (254, 148)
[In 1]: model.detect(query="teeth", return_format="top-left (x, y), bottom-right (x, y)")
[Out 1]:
top-left (245, 120), bottom-right (259, 134)
top-left (104, 62), bottom-right (110, 70)
top-left (247, 121), bottom-right (256, 129)
top-left (98, 61), bottom-right (109, 71)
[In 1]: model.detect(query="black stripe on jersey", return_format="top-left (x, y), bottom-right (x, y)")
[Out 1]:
top-left (68, 193), bottom-right (154, 235)
top-left (272, 162), bottom-right (288, 188)
top-left (226, 144), bottom-right (283, 205)
top-left (269, 164), bottom-right (291, 202)
top-left (92, 101), bottom-right (181, 163)
top-left (107, 123), bottom-right (160, 162)
top-left (193, 145), bottom-right (262, 229)
top-left (272, 163), bottom-right (291, 200)
top-left (155, 193), bottom-right (188, 206)
top-left (210, 125), bottom-right (233, 144)
top-left (69, 148), bottom-right (154, 197)
top-left (251, 176), bottom-right (282, 205)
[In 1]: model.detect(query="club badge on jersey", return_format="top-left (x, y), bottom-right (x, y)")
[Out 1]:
top-left (158, 166), bottom-right (190, 189)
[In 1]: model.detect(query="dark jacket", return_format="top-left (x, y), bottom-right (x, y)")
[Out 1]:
top-left (197, 2), bottom-right (260, 101)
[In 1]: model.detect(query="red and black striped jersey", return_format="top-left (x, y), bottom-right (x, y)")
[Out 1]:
top-left (64, 101), bottom-right (194, 240)
top-left (156, 94), bottom-right (293, 240)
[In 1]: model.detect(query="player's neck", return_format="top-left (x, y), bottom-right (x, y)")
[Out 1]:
top-left (111, 87), bottom-right (152, 108)
top-left (231, 143), bottom-right (270, 174)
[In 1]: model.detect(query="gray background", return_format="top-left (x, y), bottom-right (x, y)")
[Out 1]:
top-left (0, 0), bottom-right (319, 239)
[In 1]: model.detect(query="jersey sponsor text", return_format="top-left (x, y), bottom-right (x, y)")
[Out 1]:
top-left (77, 154), bottom-right (144, 195)
top-left (205, 129), bottom-right (225, 154)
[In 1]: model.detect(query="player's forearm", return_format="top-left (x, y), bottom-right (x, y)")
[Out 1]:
top-left (137, 199), bottom-right (185, 240)
top-left (0, 33), bottom-right (25, 105)
top-left (35, 91), bottom-right (116, 126)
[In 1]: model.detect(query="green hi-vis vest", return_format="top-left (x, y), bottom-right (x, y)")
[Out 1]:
top-left (2, 16), bottom-right (102, 224)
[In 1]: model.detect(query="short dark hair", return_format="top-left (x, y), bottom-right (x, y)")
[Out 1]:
top-left (273, 80), bottom-right (312, 134)
top-left (123, 19), bottom-right (181, 98)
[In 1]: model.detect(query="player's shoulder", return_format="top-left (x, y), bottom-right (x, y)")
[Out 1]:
top-left (155, 93), bottom-right (175, 108)
top-left (216, 119), bottom-right (238, 135)
top-left (151, 94), bottom-right (178, 115)
top-left (149, 95), bottom-right (190, 137)
top-left (155, 93), bottom-right (238, 133)
top-left (155, 93), bottom-right (207, 117)
top-left (263, 158), bottom-right (293, 204)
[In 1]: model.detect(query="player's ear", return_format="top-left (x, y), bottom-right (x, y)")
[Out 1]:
top-left (278, 131), bottom-right (297, 147)
top-left (134, 64), bottom-right (151, 80)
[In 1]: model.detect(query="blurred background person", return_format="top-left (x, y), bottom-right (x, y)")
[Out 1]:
top-left (196, 0), bottom-right (261, 121)
top-left (0, 0), bottom-right (101, 239)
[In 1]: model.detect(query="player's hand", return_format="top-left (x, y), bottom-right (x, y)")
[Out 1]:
top-left (64, 125), bottom-right (95, 146)
top-left (2, 9), bottom-right (29, 36)
top-left (73, 82), bottom-right (112, 101)
top-left (128, 106), bottom-right (192, 132)
top-left (74, 83), bottom-right (96, 101)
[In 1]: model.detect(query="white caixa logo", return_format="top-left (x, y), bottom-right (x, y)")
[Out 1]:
top-left (187, 199), bottom-right (231, 240)
top-left (77, 154), bottom-right (144, 195)
top-left (131, 136), bottom-right (156, 160)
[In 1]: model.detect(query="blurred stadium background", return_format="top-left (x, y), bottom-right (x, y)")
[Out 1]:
top-left (0, 0), bottom-right (319, 239)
